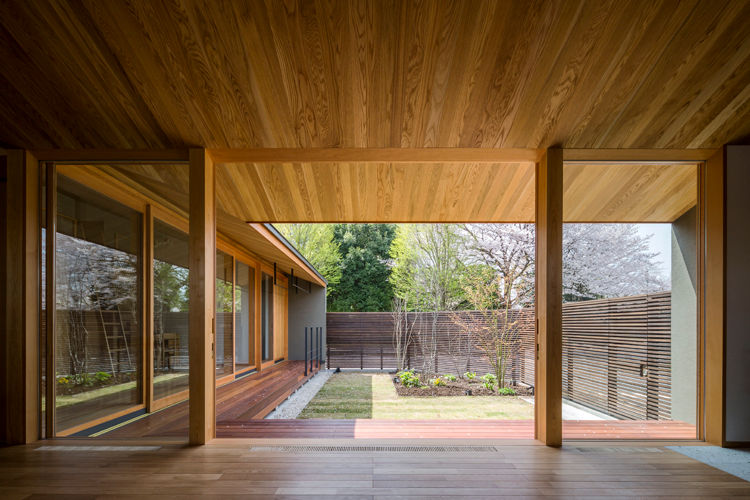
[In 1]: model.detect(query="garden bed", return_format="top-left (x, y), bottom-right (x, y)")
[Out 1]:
top-left (393, 373), bottom-right (532, 397)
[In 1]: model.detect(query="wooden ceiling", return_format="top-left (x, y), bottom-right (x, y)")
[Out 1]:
top-left (563, 163), bottom-right (697, 222)
top-left (1, 0), bottom-right (749, 150)
top-left (99, 161), bottom-right (696, 223)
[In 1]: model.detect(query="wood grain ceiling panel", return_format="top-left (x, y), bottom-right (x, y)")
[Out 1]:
top-left (0, 1), bottom-right (749, 150)
top-left (217, 162), bottom-right (536, 222)
top-left (563, 163), bottom-right (698, 222)
top-left (89, 161), bottom-right (695, 224)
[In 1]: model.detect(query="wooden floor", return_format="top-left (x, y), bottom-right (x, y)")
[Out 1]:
top-left (218, 419), bottom-right (696, 440)
top-left (103, 361), bottom-right (318, 438)
top-left (1, 439), bottom-right (748, 498)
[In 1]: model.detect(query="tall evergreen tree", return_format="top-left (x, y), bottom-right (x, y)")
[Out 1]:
top-left (328, 224), bottom-right (396, 311)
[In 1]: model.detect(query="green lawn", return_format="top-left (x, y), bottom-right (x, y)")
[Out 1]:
top-left (298, 372), bottom-right (534, 420)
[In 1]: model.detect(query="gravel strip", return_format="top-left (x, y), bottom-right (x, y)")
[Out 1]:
top-left (265, 369), bottom-right (334, 419)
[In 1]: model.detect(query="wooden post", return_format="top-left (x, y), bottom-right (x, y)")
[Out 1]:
top-left (704, 147), bottom-right (725, 446)
top-left (188, 149), bottom-right (216, 445)
top-left (144, 205), bottom-right (155, 412)
top-left (535, 148), bottom-right (563, 447)
top-left (2, 150), bottom-right (40, 444)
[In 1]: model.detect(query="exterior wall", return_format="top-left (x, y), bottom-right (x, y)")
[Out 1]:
top-left (671, 206), bottom-right (697, 424)
top-left (725, 145), bottom-right (750, 443)
top-left (287, 280), bottom-right (326, 362)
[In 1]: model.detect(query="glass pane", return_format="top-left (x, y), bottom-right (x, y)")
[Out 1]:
top-left (261, 272), bottom-right (274, 361)
top-left (216, 250), bottom-right (233, 376)
top-left (54, 175), bottom-right (142, 434)
top-left (153, 219), bottom-right (189, 401)
top-left (234, 261), bottom-right (255, 368)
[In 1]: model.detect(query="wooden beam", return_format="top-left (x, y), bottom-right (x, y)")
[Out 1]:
top-left (208, 148), bottom-right (542, 164)
top-left (704, 147), bottom-right (726, 446)
top-left (535, 148), bottom-right (563, 447)
top-left (188, 149), bottom-right (216, 445)
top-left (563, 149), bottom-right (716, 162)
top-left (31, 149), bottom-right (189, 162)
top-left (3, 150), bottom-right (39, 444)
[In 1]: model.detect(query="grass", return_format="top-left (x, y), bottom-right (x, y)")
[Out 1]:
top-left (55, 373), bottom-right (185, 407)
top-left (297, 372), bottom-right (534, 420)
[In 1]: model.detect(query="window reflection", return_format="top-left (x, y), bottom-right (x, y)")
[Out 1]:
top-left (153, 220), bottom-right (189, 401)
top-left (54, 176), bottom-right (142, 434)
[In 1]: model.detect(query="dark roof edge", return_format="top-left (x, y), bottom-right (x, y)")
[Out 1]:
top-left (263, 223), bottom-right (328, 286)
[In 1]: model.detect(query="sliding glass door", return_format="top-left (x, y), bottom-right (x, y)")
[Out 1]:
top-left (261, 272), bottom-right (274, 362)
top-left (216, 250), bottom-right (234, 376)
top-left (234, 260), bottom-right (255, 369)
top-left (152, 219), bottom-right (190, 402)
top-left (54, 175), bottom-right (142, 434)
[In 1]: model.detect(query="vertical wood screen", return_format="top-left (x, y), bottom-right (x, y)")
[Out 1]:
top-left (326, 292), bottom-right (675, 421)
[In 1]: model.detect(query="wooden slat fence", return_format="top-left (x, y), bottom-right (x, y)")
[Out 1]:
top-left (327, 292), bottom-right (674, 421)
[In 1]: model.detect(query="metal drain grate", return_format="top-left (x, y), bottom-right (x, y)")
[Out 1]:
top-left (36, 445), bottom-right (161, 452)
top-left (250, 445), bottom-right (498, 453)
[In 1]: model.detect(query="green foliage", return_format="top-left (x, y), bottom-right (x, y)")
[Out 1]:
top-left (389, 224), bottom-right (470, 310)
top-left (464, 371), bottom-right (476, 380)
top-left (498, 387), bottom-right (517, 396)
top-left (154, 260), bottom-right (189, 312)
top-left (273, 224), bottom-right (342, 297)
top-left (328, 224), bottom-right (396, 311)
top-left (443, 374), bottom-right (457, 382)
top-left (430, 377), bottom-right (446, 387)
top-left (397, 370), bottom-right (421, 388)
top-left (481, 373), bottom-right (497, 391)
top-left (94, 371), bottom-right (112, 384)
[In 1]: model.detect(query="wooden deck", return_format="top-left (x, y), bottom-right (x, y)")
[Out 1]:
top-left (101, 361), bottom-right (696, 440)
top-left (1, 439), bottom-right (748, 498)
top-left (217, 419), bottom-right (696, 440)
top-left (102, 360), bottom-right (318, 438)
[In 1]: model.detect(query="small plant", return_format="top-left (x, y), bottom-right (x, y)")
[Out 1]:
top-left (398, 370), bottom-right (421, 388)
top-left (430, 377), bottom-right (446, 387)
top-left (94, 371), bottom-right (112, 384)
top-left (498, 387), bottom-right (517, 396)
top-left (443, 374), bottom-right (457, 382)
top-left (481, 373), bottom-right (497, 391)
top-left (464, 371), bottom-right (476, 380)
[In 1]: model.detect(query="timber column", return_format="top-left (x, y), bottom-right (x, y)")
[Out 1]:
top-left (535, 148), bottom-right (563, 446)
top-left (189, 149), bottom-right (216, 445)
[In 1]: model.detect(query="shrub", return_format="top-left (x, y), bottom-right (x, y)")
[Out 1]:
top-left (481, 373), bottom-right (497, 391)
top-left (94, 371), bottom-right (112, 384)
top-left (443, 374), bottom-right (457, 382)
top-left (498, 387), bottom-right (517, 396)
top-left (464, 371), bottom-right (476, 380)
top-left (398, 370), bottom-right (422, 388)
top-left (430, 377), bottom-right (446, 387)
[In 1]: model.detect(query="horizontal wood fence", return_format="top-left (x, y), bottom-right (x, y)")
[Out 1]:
top-left (327, 292), bottom-right (675, 421)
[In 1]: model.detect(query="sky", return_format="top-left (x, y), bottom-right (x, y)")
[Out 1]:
top-left (636, 223), bottom-right (671, 278)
